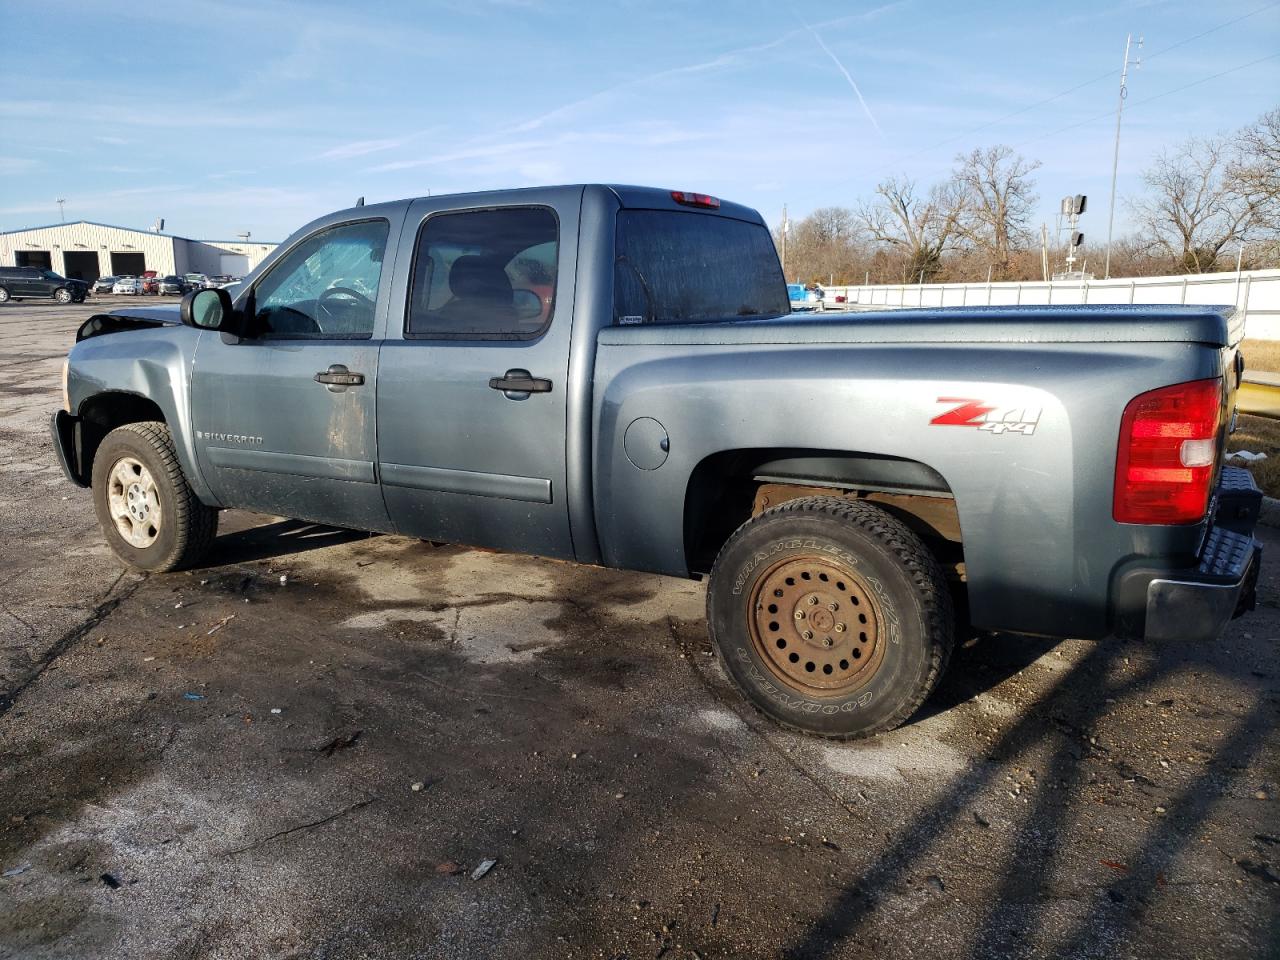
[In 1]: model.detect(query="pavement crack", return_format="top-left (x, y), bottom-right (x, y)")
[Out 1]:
top-left (221, 797), bottom-right (378, 856)
top-left (1, 605), bottom-right (36, 639)
top-left (0, 573), bottom-right (147, 718)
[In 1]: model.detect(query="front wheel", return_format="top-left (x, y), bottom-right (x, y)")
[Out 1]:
top-left (91, 421), bottom-right (218, 572)
top-left (54, 287), bottom-right (73, 304)
top-left (0, 286), bottom-right (9, 304)
top-left (706, 496), bottom-right (953, 739)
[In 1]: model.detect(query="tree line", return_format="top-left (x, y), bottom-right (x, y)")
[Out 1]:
top-left (776, 107), bottom-right (1280, 285)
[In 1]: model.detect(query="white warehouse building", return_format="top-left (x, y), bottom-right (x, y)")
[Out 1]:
top-left (0, 221), bottom-right (278, 283)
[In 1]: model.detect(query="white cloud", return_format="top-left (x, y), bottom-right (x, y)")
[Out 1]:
top-left (0, 157), bottom-right (37, 175)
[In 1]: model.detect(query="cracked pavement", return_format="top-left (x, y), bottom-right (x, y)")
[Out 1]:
top-left (1, 302), bottom-right (1277, 959)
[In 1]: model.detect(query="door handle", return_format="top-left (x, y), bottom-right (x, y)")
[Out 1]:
top-left (488, 369), bottom-right (552, 396)
top-left (314, 364), bottom-right (365, 391)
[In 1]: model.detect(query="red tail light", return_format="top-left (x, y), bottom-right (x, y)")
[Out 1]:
top-left (670, 190), bottom-right (720, 209)
top-left (1114, 378), bottom-right (1223, 525)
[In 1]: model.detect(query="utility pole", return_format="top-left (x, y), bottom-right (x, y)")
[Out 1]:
top-left (1104, 33), bottom-right (1142, 279)
top-left (56, 198), bottom-right (66, 223)
top-left (1040, 224), bottom-right (1049, 282)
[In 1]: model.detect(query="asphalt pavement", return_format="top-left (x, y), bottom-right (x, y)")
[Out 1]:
top-left (1, 300), bottom-right (1277, 959)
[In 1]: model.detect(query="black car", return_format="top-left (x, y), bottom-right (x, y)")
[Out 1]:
top-left (157, 275), bottom-right (188, 295)
top-left (0, 266), bottom-right (88, 304)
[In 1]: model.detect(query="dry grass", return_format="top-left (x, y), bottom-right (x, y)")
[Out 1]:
top-left (1230, 413), bottom-right (1280, 498)
top-left (1241, 339), bottom-right (1280, 374)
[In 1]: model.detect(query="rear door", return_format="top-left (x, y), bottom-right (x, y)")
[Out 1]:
top-left (190, 214), bottom-right (401, 532)
top-left (15, 269), bottom-right (41, 297)
top-left (376, 187), bottom-right (582, 558)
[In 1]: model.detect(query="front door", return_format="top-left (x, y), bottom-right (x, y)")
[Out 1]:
top-left (376, 190), bottom-right (581, 558)
top-left (190, 216), bottom-right (398, 532)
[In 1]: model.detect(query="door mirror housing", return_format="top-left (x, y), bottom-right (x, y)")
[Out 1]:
top-left (181, 287), bottom-right (235, 332)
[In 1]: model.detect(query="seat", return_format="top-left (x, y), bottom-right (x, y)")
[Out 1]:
top-left (437, 255), bottom-right (516, 331)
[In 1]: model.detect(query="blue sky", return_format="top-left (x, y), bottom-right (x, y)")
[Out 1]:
top-left (1, 0), bottom-right (1276, 243)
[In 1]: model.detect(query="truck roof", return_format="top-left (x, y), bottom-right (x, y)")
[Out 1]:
top-left (327, 184), bottom-right (766, 226)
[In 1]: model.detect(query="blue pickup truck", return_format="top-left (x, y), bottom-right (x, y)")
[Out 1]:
top-left (51, 184), bottom-right (1261, 738)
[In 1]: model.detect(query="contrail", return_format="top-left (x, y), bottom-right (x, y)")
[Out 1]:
top-left (798, 16), bottom-right (883, 136)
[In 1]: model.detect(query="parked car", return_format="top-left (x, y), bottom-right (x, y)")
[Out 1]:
top-left (93, 276), bottom-right (119, 295)
top-left (52, 184), bottom-right (1261, 740)
top-left (140, 276), bottom-right (161, 295)
top-left (112, 277), bottom-right (141, 295)
top-left (157, 276), bottom-right (187, 295)
top-left (0, 266), bottom-right (88, 304)
top-left (184, 274), bottom-right (208, 289)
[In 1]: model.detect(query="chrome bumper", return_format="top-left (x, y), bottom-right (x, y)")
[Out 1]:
top-left (1145, 524), bottom-right (1261, 642)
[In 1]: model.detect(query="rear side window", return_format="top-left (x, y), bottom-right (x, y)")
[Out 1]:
top-left (407, 207), bottom-right (558, 340)
top-left (613, 211), bottom-right (788, 324)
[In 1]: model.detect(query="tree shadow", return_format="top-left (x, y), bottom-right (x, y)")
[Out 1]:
top-left (912, 629), bottom-right (1060, 723)
top-left (783, 632), bottom-right (1277, 959)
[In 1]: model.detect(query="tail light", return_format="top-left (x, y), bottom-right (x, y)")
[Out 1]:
top-left (1114, 378), bottom-right (1223, 525)
top-left (670, 190), bottom-right (720, 209)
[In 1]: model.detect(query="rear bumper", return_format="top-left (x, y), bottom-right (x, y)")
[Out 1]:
top-left (1144, 525), bottom-right (1261, 641)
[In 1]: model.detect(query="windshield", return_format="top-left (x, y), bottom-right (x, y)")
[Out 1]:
top-left (41, 270), bottom-right (64, 281)
top-left (613, 211), bottom-right (788, 325)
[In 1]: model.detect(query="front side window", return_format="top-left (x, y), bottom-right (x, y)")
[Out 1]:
top-left (407, 207), bottom-right (558, 339)
top-left (614, 211), bottom-right (788, 324)
top-left (252, 219), bottom-right (389, 339)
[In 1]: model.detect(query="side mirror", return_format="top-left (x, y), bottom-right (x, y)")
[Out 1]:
top-left (180, 287), bottom-right (234, 332)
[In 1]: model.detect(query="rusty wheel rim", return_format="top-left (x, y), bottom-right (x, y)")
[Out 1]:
top-left (748, 555), bottom-right (885, 697)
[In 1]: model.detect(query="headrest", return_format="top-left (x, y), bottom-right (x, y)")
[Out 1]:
top-left (448, 255), bottom-right (512, 301)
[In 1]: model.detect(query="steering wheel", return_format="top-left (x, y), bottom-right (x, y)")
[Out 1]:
top-left (317, 285), bottom-right (375, 328)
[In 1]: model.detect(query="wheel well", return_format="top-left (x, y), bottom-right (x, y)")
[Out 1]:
top-left (76, 392), bottom-right (166, 482)
top-left (683, 448), bottom-right (965, 584)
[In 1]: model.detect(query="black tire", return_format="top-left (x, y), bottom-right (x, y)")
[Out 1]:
top-left (54, 287), bottom-right (73, 304)
top-left (0, 286), bottom-right (9, 304)
top-left (91, 421), bottom-right (218, 572)
top-left (706, 496), bottom-right (953, 739)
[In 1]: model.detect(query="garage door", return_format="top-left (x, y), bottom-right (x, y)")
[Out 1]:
top-left (15, 250), bottom-right (52, 270)
top-left (219, 253), bottom-right (250, 276)
top-left (110, 252), bottom-right (146, 276)
top-left (63, 251), bottom-right (100, 283)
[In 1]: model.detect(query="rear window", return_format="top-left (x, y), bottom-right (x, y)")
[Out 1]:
top-left (613, 210), bottom-right (788, 325)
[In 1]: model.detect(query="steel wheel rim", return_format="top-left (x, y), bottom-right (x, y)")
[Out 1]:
top-left (106, 456), bottom-right (162, 548)
top-left (748, 555), bottom-right (885, 697)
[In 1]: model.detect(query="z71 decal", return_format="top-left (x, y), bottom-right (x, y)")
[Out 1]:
top-left (930, 397), bottom-right (1041, 436)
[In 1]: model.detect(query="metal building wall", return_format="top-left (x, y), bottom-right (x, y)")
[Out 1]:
top-left (0, 222), bottom-right (180, 277)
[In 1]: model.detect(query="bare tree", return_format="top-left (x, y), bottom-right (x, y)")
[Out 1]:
top-left (1130, 135), bottom-right (1267, 273)
top-left (953, 145), bottom-right (1040, 280)
top-left (856, 176), bottom-right (968, 282)
top-left (776, 207), bottom-right (867, 284)
top-left (1231, 107), bottom-right (1280, 230)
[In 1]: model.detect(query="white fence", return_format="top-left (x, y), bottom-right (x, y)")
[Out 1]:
top-left (827, 268), bottom-right (1280, 340)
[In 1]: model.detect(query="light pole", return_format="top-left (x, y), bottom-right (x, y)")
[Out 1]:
top-left (1104, 33), bottom-right (1142, 279)
top-left (56, 198), bottom-right (66, 223)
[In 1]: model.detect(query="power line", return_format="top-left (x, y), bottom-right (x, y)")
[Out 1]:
top-left (901, 0), bottom-right (1280, 161)
top-left (1010, 51), bottom-right (1280, 150)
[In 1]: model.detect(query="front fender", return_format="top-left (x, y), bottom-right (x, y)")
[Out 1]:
top-left (66, 325), bottom-right (218, 506)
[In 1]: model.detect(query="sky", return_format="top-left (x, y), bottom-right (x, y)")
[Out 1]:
top-left (0, 0), bottom-right (1277, 244)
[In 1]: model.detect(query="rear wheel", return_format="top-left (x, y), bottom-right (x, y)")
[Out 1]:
top-left (0, 286), bottom-right (9, 304)
top-left (54, 287), bottom-right (72, 304)
top-left (91, 421), bottom-right (218, 572)
top-left (706, 496), bottom-right (953, 739)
